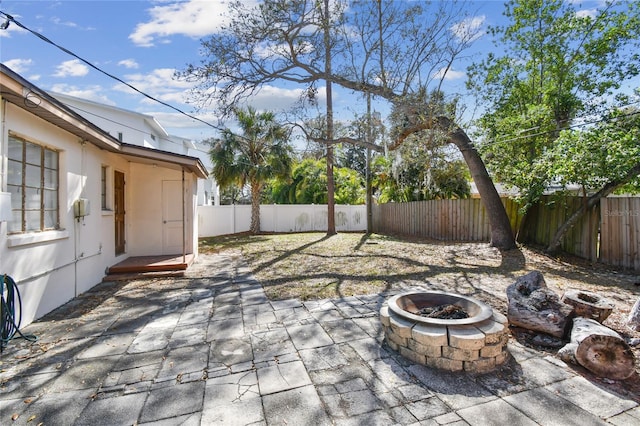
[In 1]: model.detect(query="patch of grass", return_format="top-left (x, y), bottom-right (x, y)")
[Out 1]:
top-left (199, 233), bottom-right (266, 253)
top-left (198, 232), bottom-right (639, 310)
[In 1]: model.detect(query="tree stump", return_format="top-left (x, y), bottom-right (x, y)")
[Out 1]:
top-left (561, 289), bottom-right (615, 323)
top-left (506, 271), bottom-right (573, 338)
top-left (559, 317), bottom-right (636, 380)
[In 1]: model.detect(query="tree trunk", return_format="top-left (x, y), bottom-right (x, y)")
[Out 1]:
top-left (546, 162), bottom-right (640, 254)
top-left (446, 120), bottom-right (516, 250)
top-left (323, 0), bottom-right (336, 236)
top-left (506, 271), bottom-right (574, 338)
top-left (378, 113), bottom-right (517, 250)
top-left (250, 180), bottom-right (261, 234)
top-left (559, 317), bottom-right (636, 380)
top-left (628, 297), bottom-right (640, 332)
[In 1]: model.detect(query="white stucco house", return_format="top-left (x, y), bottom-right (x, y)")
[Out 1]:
top-left (0, 64), bottom-right (209, 326)
top-left (49, 92), bottom-right (219, 206)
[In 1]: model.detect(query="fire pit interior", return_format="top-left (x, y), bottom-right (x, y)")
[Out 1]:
top-left (381, 291), bottom-right (509, 373)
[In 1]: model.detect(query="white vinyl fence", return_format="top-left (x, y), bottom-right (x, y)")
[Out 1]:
top-left (198, 204), bottom-right (367, 237)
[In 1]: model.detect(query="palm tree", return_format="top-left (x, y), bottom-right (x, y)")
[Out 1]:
top-left (210, 107), bottom-right (292, 234)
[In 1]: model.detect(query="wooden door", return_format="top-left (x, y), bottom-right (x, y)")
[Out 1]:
top-left (114, 171), bottom-right (125, 255)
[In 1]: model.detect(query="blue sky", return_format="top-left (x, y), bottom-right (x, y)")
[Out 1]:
top-left (0, 0), bottom-right (636, 143)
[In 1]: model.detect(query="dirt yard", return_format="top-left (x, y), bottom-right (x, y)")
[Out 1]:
top-left (200, 232), bottom-right (640, 397)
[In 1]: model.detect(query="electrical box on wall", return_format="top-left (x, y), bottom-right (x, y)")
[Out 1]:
top-left (74, 198), bottom-right (90, 219)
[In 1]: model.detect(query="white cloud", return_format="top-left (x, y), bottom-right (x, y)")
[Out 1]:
top-left (433, 67), bottom-right (466, 81)
top-left (247, 85), bottom-right (306, 111)
top-left (2, 58), bottom-right (33, 74)
top-left (576, 8), bottom-right (598, 19)
top-left (49, 83), bottom-right (116, 106)
top-left (50, 16), bottom-right (95, 31)
top-left (54, 59), bottom-right (89, 77)
top-left (129, 0), bottom-right (257, 47)
top-left (118, 59), bottom-right (140, 69)
top-left (450, 15), bottom-right (486, 43)
top-left (50, 17), bottom-right (78, 28)
top-left (112, 68), bottom-right (194, 105)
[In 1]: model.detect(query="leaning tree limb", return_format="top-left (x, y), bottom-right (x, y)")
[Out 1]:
top-left (389, 116), bottom-right (517, 250)
top-left (546, 162), bottom-right (640, 254)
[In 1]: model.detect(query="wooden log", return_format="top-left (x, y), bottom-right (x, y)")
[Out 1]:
top-left (506, 271), bottom-right (574, 338)
top-left (561, 289), bottom-right (615, 323)
top-left (628, 297), bottom-right (640, 332)
top-left (559, 317), bottom-right (636, 380)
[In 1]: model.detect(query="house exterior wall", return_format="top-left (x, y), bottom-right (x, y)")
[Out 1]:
top-left (0, 99), bottom-right (199, 326)
top-left (127, 163), bottom-right (197, 256)
top-left (52, 93), bottom-right (166, 149)
top-left (52, 93), bottom-right (216, 206)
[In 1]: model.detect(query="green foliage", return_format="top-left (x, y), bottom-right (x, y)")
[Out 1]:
top-left (265, 158), bottom-right (365, 204)
top-left (370, 156), bottom-right (406, 203)
top-left (544, 108), bottom-right (640, 194)
top-left (469, 0), bottom-right (640, 207)
top-left (374, 90), bottom-right (471, 202)
top-left (336, 144), bottom-right (367, 178)
top-left (209, 106), bottom-right (293, 203)
top-left (371, 144), bottom-right (471, 203)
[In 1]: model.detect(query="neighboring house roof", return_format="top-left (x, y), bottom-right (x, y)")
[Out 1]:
top-left (469, 182), bottom-right (520, 197)
top-left (50, 91), bottom-right (170, 143)
top-left (0, 64), bottom-right (208, 178)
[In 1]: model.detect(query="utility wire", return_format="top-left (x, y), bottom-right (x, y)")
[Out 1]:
top-left (0, 11), bottom-right (224, 133)
top-left (2, 11), bottom-right (637, 152)
top-left (59, 101), bottom-right (215, 151)
top-left (480, 106), bottom-right (640, 147)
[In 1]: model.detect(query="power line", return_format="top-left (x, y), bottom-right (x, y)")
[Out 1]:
top-left (0, 11), bottom-right (224, 133)
top-left (480, 104), bottom-right (640, 147)
top-left (57, 100), bottom-right (214, 152)
top-left (3, 10), bottom-right (637, 154)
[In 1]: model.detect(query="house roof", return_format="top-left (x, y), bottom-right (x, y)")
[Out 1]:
top-left (49, 91), bottom-right (171, 140)
top-left (0, 64), bottom-right (208, 178)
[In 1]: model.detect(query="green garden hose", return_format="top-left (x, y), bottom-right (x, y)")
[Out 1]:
top-left (1, 274), bottom-right (36, 352)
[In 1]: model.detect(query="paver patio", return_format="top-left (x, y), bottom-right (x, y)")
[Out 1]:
top-left (0, 252), bottom-right (638, 425)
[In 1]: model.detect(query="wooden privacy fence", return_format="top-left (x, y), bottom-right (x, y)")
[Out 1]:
top-left (599, 197), bottom-right (639, 270)
top-left (518, 195), bottom-right (599, 260)
top-left (371, 198), bottom-right (522, 242)
top-left (372, 196), bottom-right (639, 271)
top-left (518, 196), bottom-right (640, 270)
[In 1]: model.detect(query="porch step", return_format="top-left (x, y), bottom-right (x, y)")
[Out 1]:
top-left (103, 270), bottom-right (185, 282)
top-left (103, 254), bottom-right (195, 281)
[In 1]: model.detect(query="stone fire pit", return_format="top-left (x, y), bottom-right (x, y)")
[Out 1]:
top-left (380, 291), bottom-right (509, 373)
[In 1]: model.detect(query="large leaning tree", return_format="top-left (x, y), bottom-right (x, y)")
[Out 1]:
top-left (209, 106), bottom-right (292, 234)
top-left (178, 0), bottom-right (517, 249)
top-left (468, 0), bottom-right (640, 229)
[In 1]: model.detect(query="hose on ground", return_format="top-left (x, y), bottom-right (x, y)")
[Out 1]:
top-left (1, 274), bottom-right (37, 352)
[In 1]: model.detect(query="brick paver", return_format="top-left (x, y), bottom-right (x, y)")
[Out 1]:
top-left (0, 253), bottom-right (637, 425)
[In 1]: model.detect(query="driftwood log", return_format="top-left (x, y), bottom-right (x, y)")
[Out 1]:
top-left (506, 271), bottom-right (573, 338)
top-left (559, 317), bottom-right (636, 380)
top-left (561, 289), bottom-right (615, 323)
top-left (628, 297), bottom-right (640, 332)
